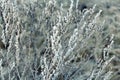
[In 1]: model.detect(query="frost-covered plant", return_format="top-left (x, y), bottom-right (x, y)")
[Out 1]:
top-left (0, 0), bottom-right (118, 80)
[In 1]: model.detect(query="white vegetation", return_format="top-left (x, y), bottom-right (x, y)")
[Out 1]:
top-left (0, 0), bottom-right (119, 80)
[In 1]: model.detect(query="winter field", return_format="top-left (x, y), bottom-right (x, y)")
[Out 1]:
top-left (0, 0), bottom-right (119, 80)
